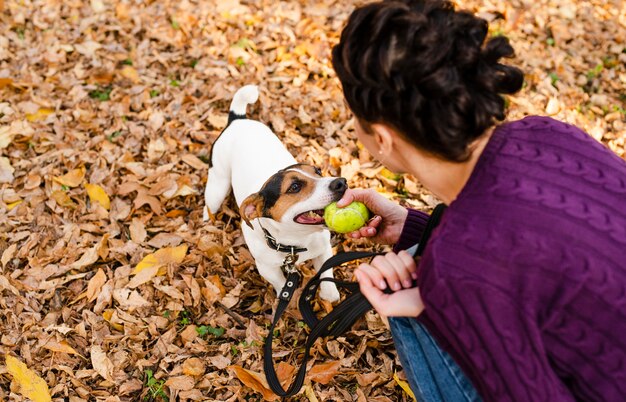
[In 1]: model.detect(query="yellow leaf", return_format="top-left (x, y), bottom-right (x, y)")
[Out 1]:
top-left (53, 167), bottom-right (86, 187)
top-left (6, 200), bottom-right (22, 210)
top-left (120, 65), bottom-right (140, 83)
top-left (5, 355), bottom-right (52, 402)
top-left (50, 190), bottom-right (76, 208)
top-left (103, 309), bottom-right (124, 331)
top-left (133, 244), bottom-right (188, 275)
top-left (393, 372), bottom-right (416, 401)
top-left (42, 339), bottom-right (81, 357)
top-left (304, 384), bottom-right (319, 402)
top-left (26, 108), bottom-right (54, 122)
top-left (85, 183), bottom-right (110, 210)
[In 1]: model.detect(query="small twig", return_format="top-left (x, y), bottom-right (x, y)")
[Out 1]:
top-left (216, 301), bottom-right (246, 328)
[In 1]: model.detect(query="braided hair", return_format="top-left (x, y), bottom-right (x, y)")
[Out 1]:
top-left (332, 0), bottom-right (524, 162)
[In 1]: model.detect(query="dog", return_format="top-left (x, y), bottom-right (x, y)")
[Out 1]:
top-left (203, 85), bottom-right (344, 302)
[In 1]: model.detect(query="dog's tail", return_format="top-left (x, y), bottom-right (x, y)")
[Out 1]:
top-left (228, 85), bottom-right (259, 124)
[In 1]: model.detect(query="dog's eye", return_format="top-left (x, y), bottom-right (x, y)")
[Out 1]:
top-left (287, 181), bottom-right (302, 194)
top-left (314, 167), bottom-right (322, 176)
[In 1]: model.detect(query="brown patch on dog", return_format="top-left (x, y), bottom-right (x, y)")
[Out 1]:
top-left (264, 168), bottom-right (318, 222)
top-left (239, 164), bottom-right (324, 226)
top-left (240, 193), bottom-right (264, 228)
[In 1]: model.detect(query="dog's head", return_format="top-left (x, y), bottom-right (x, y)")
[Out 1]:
top-left (239, 163), bottom-right (347, 230)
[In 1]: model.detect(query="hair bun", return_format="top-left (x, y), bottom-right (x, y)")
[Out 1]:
top-left (332, 0), bottom-right (524, 161)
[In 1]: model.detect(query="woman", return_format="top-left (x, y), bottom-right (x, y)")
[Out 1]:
top-left (331, 1), bottom-right (626, 401)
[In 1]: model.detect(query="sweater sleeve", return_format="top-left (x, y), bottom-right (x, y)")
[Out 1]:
top-left (419, 273), bottom-right (576, 402)
top-left (393, 208), bottom-right (430, 252)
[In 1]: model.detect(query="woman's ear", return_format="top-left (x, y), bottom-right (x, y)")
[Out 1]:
top-left (371, 123), bottom-right (396, 156)
top-left (239, 193), bottom-right (264, 228)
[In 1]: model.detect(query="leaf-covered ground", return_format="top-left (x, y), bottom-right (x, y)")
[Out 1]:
top-left (0, 0), bottom-right (625, 401)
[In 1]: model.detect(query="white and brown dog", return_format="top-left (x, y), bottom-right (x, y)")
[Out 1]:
top-left (203, 85), bottom-right (344, 302)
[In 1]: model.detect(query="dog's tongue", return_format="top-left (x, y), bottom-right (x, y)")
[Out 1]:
top-left (295, 210), bottom-right (324, 224)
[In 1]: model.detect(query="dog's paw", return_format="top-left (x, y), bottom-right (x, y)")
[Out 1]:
top-left (319, 283), bottom-right (341, 303)
top-left (202, 208), bottom-right (209, 222)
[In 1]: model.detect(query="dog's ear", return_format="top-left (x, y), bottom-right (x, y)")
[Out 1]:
top-left (240, 193), bottom-right (264, 228)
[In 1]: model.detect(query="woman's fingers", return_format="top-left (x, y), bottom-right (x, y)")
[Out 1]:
top-left (384, 252), bottom-right (415, 288)
top-left (398, 250), bottom-right (419, 280)
top-left (354, 272), bottom-right (425, 317)
top-left (370, 255), bottom-right (403, 291)
top-left (357, 263), bottom-right (388, 290)
top-left (336, 189), bottom-right (355, 208)
top-left (348, 215), bottom-right (381, 239)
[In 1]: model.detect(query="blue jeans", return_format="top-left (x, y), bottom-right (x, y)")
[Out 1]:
top-left (389, 317), bottom-right (482, 402)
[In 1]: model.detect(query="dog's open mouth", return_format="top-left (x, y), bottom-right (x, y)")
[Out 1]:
top-left (294, 209), bottom-right (325, 225)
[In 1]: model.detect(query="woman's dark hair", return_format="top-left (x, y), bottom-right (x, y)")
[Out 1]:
top-left (332, 0), bottom-right (524, 162)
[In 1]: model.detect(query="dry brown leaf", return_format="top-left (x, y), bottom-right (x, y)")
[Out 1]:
top-left (53, 167), bottom-right (86, 187)
top-left (42, 339), bottom-right (82, 357)
top-left (0, 156), bottom-right (15, 183)
top-left (90, 345), bottom-right (114, 382)
top-left (86, 268), bottom-right (107, 302)
top-left (0, 243), bottom-right (17, 268)
top-left (129, 218), bottom-right (147, 244)
top-left (50, 190), bottom-right (76, 208)
top-left (0, 274), bottom-right (19, 295)
top-left (182, 357), bottom-right (205, 377)
top-left (230, 365), bottom-right (278, 401)
top-left (71, 246), bottom-right (99, 270)
top-left (165, 375), bottom-right (195, 391)
top-left (308, 361), bottom-right (341, 385)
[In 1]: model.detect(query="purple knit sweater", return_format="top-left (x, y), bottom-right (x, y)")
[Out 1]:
top-left (395, 116), bottom-right (626, 401)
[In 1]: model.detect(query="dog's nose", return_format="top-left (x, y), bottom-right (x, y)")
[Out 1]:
top-left (329, 178), bottom-right (347, 194)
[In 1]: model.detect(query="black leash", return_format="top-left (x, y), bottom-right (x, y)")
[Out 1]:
top-left (263, 204), bottom-right (447, 398)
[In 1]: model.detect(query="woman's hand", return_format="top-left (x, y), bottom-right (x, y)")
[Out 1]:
top-left (337, 188), bottom-right (408, 245)
top-left (354, 251), bottom-right (424, 317)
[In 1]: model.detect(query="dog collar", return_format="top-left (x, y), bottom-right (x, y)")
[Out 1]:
top-left (261, 227), bottom-right (308, 254)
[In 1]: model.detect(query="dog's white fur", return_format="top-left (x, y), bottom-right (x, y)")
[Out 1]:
top-left (204, 85), bottom-right (340, 302)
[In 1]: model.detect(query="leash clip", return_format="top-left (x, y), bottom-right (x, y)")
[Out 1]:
top-left (281, 252), bottom-right (299, 274)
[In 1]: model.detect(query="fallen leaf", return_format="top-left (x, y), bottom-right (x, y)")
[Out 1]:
top-left (182, 357), bottom-right (205, 377)
top-left (0, 274), bottom-right (19, 295)
top-left (0, 78), bottom-right (13, 89)
top-left (165, 375), bottom-right (195, 391)
top-left (308, 361), bottom-right (341, 385)
top-left (133, 244), bottom-right (188, 275)
top-left (0, 156), bottom-right (15, 183)
top-left (127, 265), bottom-right (159, 288)
top-left (103, 309), bottom-right (124, 331)
top-left (112, 288), bottom-right (150, 309)
top-left (71, 246), bottom-right (99, 270)
top-left (85, 183), bottom-right (111, 210)
top-left (53, 167), bottom-right (86, 187)
top-left (50, 190), bottom-right (76, 208)
top-left (129, 218), bottom-right (147, 244)
top-left (90, 345), bottom-right (114, 382)
top-left (6, 199), bottom-right (22, 210)
top-left (1, 243), bottom-right (17, 268)
top-left (42, 339), bottom-right (81, 357)
top-left (230, 365), bottom-right (278, 401)
top-left (119, 65), bottom-right (140, 83)
top-left (304, 384), bottom-right (320, 402)
top-left (393, 372), bottom-right (416, 401)
top-left (86, 268), bottom-right (107, 302)
top-left (5, 355), bottom-right (52, 402)
top-left (25, 108), bottom-right (54, 122)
